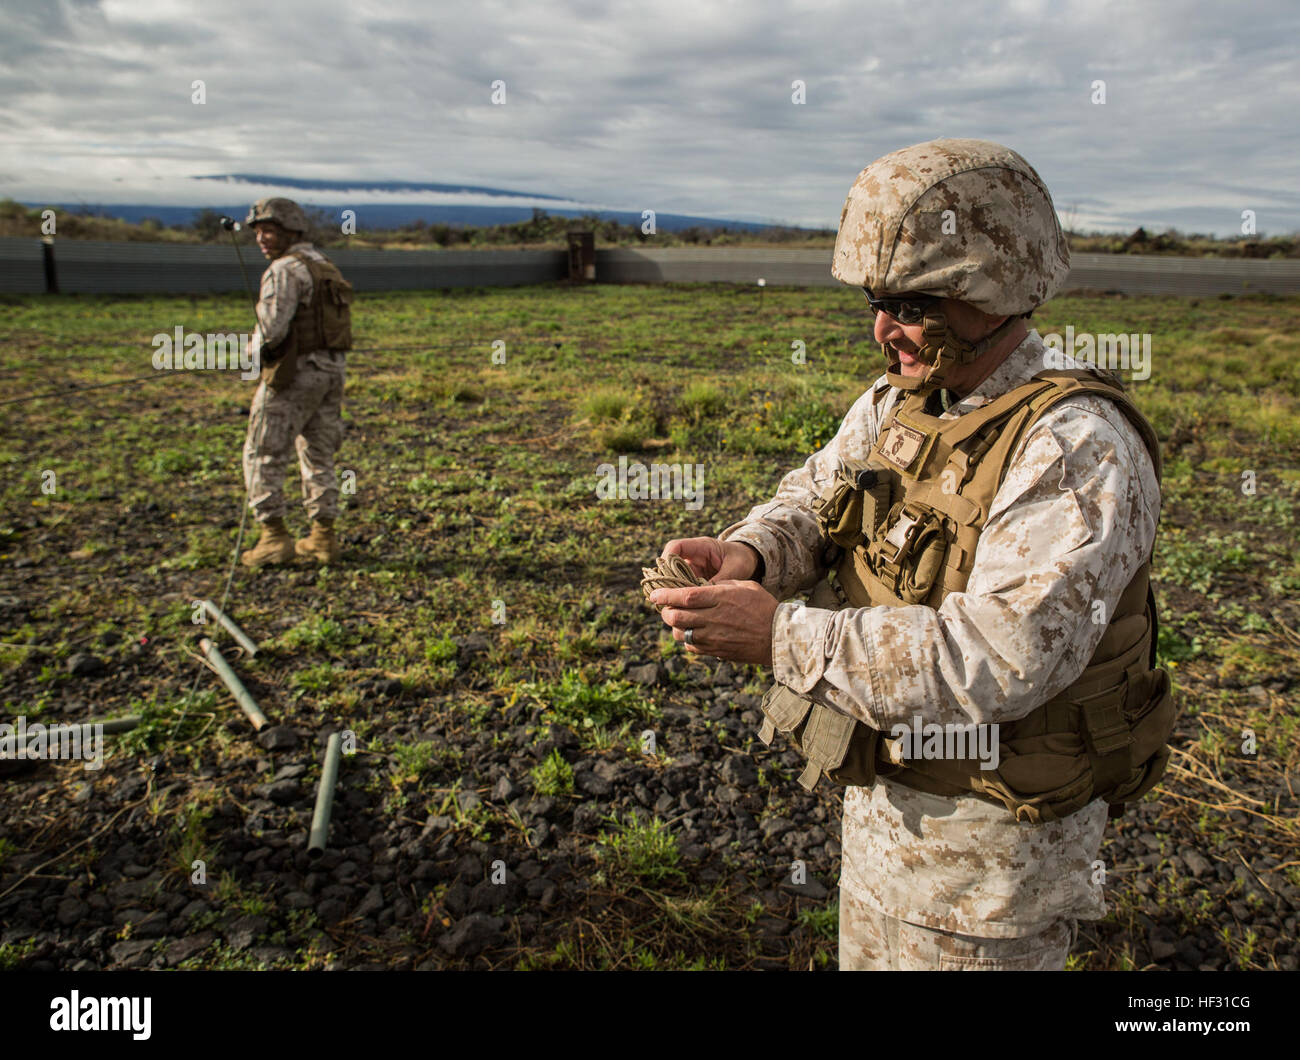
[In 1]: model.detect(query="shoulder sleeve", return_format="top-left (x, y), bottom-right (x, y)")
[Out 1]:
top-left (252, 256), bottom-right (311, 353)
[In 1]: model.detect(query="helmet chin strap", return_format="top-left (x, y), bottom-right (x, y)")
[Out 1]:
top-left (883, 311), bottom-right (1023, 395)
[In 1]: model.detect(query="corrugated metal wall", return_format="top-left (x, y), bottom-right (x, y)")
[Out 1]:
top-left (595, 247), bottom-right (1300, 296)
top-left (595, 247), bottom-right (836, 286)
top-left (1066, 253), bottom-right (1300, 296)
top-left (2, 238), bottom-right (1298, 297)
top-left (327, 248), bottom-right (567, 291)
top-left (0, 239), bottom-right (566, 294)
top-left (0, 239), bottom-right (47, 294)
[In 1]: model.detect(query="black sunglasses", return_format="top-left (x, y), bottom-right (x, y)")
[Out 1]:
top-left (862, 287), bottom-right (940, 325)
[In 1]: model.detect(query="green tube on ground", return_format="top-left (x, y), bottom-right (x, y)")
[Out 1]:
top-left (95, 715), bottom-right (143, 735)
top-left (308, 732), bottom-right (343, 858)
top-left (199, 637), bottom-right (269, 731)
top-left (0, 715), bottom-right (141, 758)
top-left (199, 599), bottom-right (259, 657)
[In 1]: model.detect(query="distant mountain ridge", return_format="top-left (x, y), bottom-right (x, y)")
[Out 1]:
top-left (204, 173), bottom-right (574, 201)
top-left (43, 202), bottom-right (784, 234)
top-left (32, 172), bottom-right (798, 234)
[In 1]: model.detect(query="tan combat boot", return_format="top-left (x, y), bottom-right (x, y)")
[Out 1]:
top-left (240, 517), bottom-right (295, 568)
top-left (295, 518), bottom-right (340, 564)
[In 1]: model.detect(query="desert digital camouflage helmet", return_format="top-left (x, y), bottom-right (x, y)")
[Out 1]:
top-left (246, 197), bottom-right (309, 235)
top-left (832, 138), bottom-right (1071, 392)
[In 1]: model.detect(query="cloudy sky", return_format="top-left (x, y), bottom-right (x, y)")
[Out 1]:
top-left (1, 0), bottom-right (1296, 234)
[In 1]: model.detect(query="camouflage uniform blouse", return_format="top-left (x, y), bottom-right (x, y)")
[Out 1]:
top-left (721, 330), bottom-right (1161, 937)
top-left (245, 242), bottom-right (337, 369)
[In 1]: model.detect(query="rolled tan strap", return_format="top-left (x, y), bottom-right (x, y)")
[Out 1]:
top-left (640, 554), bottom-right (706, 610)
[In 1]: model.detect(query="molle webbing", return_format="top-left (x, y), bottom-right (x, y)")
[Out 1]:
top-left (288, 252), bottom-right (353, 355)
top-left (761, 369), bottom-right (1177, 822)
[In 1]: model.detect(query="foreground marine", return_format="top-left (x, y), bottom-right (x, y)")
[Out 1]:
top-left (651, 138), bottom-right (1176, 970)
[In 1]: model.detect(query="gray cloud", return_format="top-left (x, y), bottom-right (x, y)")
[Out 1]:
top-left (0, 0), bottom-right (1295, 234)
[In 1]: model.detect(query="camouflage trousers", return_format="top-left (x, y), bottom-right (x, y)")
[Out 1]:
top-left (243, 352), bottom-right (345, 523)
top-left (838, 888), bottom-right (1077, 970)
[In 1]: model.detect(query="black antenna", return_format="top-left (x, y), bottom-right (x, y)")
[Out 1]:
top-left (220, 217), bottom-right (257, 307)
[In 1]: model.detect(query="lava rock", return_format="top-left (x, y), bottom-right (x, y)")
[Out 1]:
top-left (468, 880), bottom-right (500, 913)
top-left (224, 914), bottom-right (268, 952)
top-left (165, 932), bottom-right (215, 966)
top-left (454, 634), bottom-right (491, 659)
top-left (626, 662), bottom-right (664, 687)
top-left (134, 912), bottom-right (170, 938)
top-left (1148, 928), bottom-right (1178, 962)
top-left (272, 763), bottom-right (308, 782)
top-left (577, 772), bottom-right (612, 797)
top-left (572, 804), bottom-right (601, 833)
top-left (549, 725), bottom-right (580, 750)
top-left (785, 878), bottom-right (829, 901)
top-left (108, 939), bottom-right (154, 968)
top-left (1182, 850), bottom-right (1212, 878)
top-left (720, 753), bottom-right (758, 787)
top-left (257, 726), bottom-right (300, 752)
top-left (761, 816), bottom-right (795, 840)
top-left (420, 814), bottom-right (454, 840)
top-left (317, 898), bottom-right (347, 922)
top-left (56, 898), bottom-right (87, 927)
top-left (66, 653), bottom-right (106, 677)
top-left (663, 767), bottom-right (694, 794)
top-left (355, 884), bottom-right (385, 919)
top-left (254, 779), bottom-right (300, 805)
top-left (593, 759), bottom-right (621, 782)
top-left (438, 913), bottom-right (505, 958)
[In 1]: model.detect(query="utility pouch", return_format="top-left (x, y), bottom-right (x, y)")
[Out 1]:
top-left (819, 467), bottom-right (893, 550)
top-left (261, 333), bottom-right (298, 391)
top-left (858, 468), bottom-right (893, 539)
top-left (758, 684), bottom-right (881, 791)
top-left (317, 271), bottom-right (354, 350)
top-left (819, 469), bottom-right (866, 549)
top-left (864, 501), bottom-right (949, 604)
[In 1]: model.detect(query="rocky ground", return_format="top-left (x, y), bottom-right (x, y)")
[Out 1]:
top-left (1, 620), bottom-right (851, 971)
top-left (3, 614), bottom-right (1296, 971)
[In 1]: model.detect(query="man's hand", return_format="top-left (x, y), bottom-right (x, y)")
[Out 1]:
top-left (650, 580), bottom-right (778, 667)
top-left (661, 537), bottom-right (760, 583)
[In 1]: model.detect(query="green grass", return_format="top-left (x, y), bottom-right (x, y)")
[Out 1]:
top-left (522, 671), bottom-right (653, 735)
top-left (529, 748), bottom-right (575, 796)
top-left (279, 616), bottom-right (352, 654)
top-left (595, 813), bottom-right (685, 884)
top-left (795, 900), bottom-right (839, 940)
top-left (582, 387), bottom-right (632, 423)
top-left (390, 740), bottom-right (442, 782)
top-left (1155, 530), bottom-right (1254, 596)
top-left (0, 938), bottom-right (37, 970)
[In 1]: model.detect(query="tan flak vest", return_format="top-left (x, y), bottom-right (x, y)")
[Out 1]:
top-left (261, 250), bottom-right (354, 390)
top-left (758, 369), bottom-right (1178, 824)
